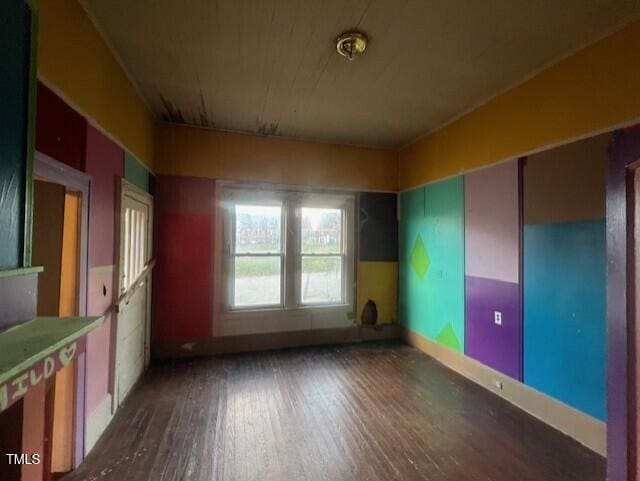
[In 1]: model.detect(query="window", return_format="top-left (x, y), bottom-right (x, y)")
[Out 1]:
top-left (232, 204), bottom-right (283, 308)
top-left (224, 188), bottom-right (354, 311)
top-left (300, 207), bottom-right (344, 304)
top-left (122, 199), bottom-right (150, 292)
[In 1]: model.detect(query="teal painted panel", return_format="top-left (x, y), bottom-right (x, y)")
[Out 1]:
top-left (524, 220), bottom-right (606, 420)
top-left (0, 1), bottom-right (31, 269)
top-left (399, 177), bottom-right (465, 351)
top-left (125, 152), bottom-right (150, 192)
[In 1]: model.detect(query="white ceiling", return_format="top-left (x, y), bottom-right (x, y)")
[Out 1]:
top-left (80, 0), bottom-right (640, 148)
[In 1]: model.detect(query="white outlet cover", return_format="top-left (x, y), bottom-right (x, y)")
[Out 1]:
top-left (494, 311), bottom-right (502, 325)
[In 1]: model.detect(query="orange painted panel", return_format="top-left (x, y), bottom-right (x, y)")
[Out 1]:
top-left (51, 191), bottom-right (81, 473)
top-left (156, 124), bottom-right (398, 192)
top-left (59, 191), bottom-right (80, 317)
top-left (50, 362), bottom-right (75, 473)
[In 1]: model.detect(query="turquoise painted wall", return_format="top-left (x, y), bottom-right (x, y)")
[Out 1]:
top-left (396, 138), bottom-right (607, 422)
top-left (399, 177), bottom-right (465, 351)
top-left (0, 1), bottom-right (31, 269)
top-left (125, 152), bottom-right (150, 192)
top-left (524, 220), bottom-right (606, 420)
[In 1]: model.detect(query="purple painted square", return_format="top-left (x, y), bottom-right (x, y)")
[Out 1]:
top-left (465, 276), bottom-right (521, 380)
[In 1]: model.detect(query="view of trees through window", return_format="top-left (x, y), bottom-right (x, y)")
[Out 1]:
top-left (231, 203), bottom-right (344, 307)
top-left (300, 208), bottom-right (343, 304)
top-left (233, 205), bottom-right (282, 307)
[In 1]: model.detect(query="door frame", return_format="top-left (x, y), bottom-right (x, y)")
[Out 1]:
top-left (34, 151), bottom-right (90, 469)
top-left (607, 125), bottom-right (640, 481)
top-left (112, 178), bottom-right (153, 410)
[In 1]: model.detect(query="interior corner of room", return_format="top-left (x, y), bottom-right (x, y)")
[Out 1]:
top-left (2, 0), bottom-right (640, 480)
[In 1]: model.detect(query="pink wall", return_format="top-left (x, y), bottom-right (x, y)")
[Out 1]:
top-left (465, 160), bottom-right (520, 283)
top-left (84, 124), bottom-right (124, 414)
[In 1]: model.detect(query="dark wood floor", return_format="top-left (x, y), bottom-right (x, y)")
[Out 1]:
top-left (65, 342), bottom-right (604, 481)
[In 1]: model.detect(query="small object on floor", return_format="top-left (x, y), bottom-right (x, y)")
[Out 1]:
top-left (361, 299), bottom-right (378, 325)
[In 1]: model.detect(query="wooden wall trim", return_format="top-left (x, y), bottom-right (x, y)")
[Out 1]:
top-left (152, 325), bottom-right (401, 359)
top-left (401, 326), bottom-right (606, 456)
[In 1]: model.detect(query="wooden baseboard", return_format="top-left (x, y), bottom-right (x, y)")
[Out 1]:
top-left (85, 394), bottom-right (113, 456)
top-left (401, 327), bottom-right (607, 456)
top-left (153, 324), bottom-right (402, 359)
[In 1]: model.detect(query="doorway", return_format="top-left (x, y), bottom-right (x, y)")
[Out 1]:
top-left (31, 153), bottom-right (90, 479)
top-left (633, 167), bottom-right (640, 481)
top-left (114, 180), bottom-right (153, 407)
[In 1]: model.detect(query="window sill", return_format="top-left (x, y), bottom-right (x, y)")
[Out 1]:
top-left (218, 304), bottom-right (355, 336)
top-left (225, 303), bottom-right (351, 315)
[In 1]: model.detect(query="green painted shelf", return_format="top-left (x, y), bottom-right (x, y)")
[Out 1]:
top-left (0, 316), bottom-right (104, 384)
top-left (0, 266), bottom-right (43, 279)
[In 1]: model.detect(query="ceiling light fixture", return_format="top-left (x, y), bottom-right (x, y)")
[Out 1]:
top-left (336, 31), bottom-right (367, 60)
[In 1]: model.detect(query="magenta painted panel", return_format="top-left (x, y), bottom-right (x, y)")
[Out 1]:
top-left (85, 125), bottom-right (124, 268)
top-left (84, 124), bottom-right (122, 417)
top-left (36, 83), bottom-right (87, 171)
top-left (85, 268), bottom-right (114, 414)
top-left (464, 160), bottom-right (519, 283)
top-left (465, 276), bottom-right (521, 380)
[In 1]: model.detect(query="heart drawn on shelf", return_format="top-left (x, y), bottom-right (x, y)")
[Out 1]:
top-left (59, 342), bottom-right (77, 366)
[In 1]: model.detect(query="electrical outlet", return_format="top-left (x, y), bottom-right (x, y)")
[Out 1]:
top-left (494, 311), bottom-right (502, 325)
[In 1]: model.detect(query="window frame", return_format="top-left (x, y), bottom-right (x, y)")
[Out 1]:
top-left (296, 200), bottom-right (349, 307)
top-left (222, 187), bottom-right (355, 314)
top-left (225, 191), bottom-right (287, 311)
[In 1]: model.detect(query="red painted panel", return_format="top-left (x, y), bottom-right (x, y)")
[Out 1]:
top-left (36, 83), bottom-right (86, 170)
top-left (85, 125), bottom-right (124, 268)
top-left (153, 176), bottom-right (215, 342)
top-left (154, 212), bottom-right (212, 342)
top-left (155, 175), bottom-right (216, 214)
top-left (0, 397), bottom-right (23, 481)
top-left (21, 383), bottom-right (46, 481)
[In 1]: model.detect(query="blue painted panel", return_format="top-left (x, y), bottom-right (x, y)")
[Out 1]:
top-left (399, 178), bottom-right (465, 351)
top-left (524, 220), bottom-right (606, 420)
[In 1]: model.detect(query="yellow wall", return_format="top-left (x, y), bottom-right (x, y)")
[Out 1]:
top-left (357, 262), bottom-right (398, 324)
top-left (38, 0), bottom-right (155, 169)
top-left (399, 19), bottom-right (640, 190)
top-left (157, 123), bottom-right (399, 191)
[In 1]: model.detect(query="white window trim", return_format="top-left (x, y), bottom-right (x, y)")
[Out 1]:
top-left (220, 186), bottom-right (356, 336)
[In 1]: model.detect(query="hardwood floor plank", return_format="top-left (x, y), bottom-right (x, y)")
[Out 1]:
top-left (64, 342), bottom-right (604, 481)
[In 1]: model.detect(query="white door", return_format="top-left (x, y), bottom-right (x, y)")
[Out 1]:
top-left (115, 181), bottom-right (153, 406)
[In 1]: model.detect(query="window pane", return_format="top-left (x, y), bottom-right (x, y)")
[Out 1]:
top-left (301, 256), bottom-right (342, 304)
top-left (235, 205), bottom-right (281, 253)
top-left (234, 256), bottom-right (281, 307)
top-left (301, 208), bottom-right (342, 254)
